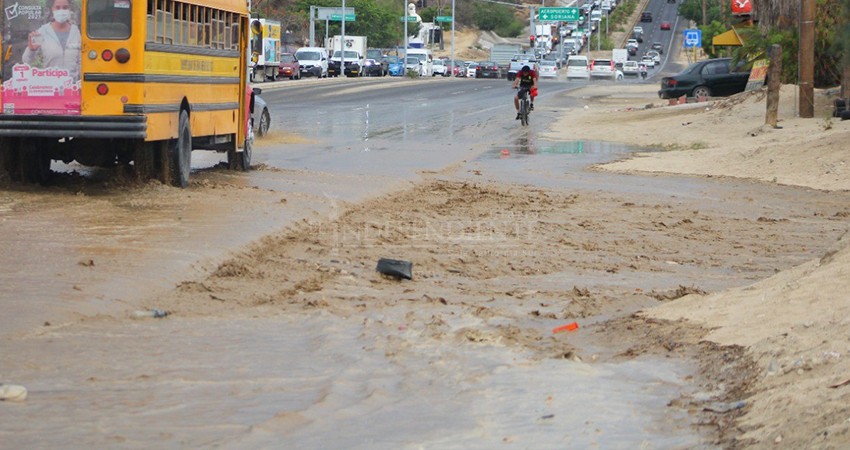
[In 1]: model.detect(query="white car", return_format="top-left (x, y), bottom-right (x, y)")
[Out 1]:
top-left (404, 56), bottom-right (421, 75)
top-left (565, 55), bottom-right (590, 80)
top-left (622, 60), bottom-right (639, 76)
top-left (626, 38), bottom-right (638, 49)
top-left (640, 55), bottom-right (656, 68)
top-left (645, 50), bottom-right (661, 64)
top-left (538, 59), bottom-right (558, 78)
top-left (633, 26), bottom-right (643, 35)
top-left (432, 59), bottom-right (449, 77)
top-left (590, 58), bottom-right (616, 79)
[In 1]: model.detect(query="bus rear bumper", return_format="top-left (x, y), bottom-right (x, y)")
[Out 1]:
top-left (0, 115), bottom-right (146, 139)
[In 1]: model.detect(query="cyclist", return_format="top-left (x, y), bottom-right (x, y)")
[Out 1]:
top-left (512, 65), bottom-right (538, 120)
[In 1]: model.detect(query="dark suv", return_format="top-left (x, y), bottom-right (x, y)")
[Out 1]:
top-left (658, 58), bottom-right (752, 99)
top-left (641, 12), bottom-right (652, 22)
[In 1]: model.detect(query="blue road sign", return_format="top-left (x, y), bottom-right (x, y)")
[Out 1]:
top-left (684, 29), bottom-right (702, 48)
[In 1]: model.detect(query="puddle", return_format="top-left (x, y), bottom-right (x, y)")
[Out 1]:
top-left (487, 137), bottom-right (656, 160)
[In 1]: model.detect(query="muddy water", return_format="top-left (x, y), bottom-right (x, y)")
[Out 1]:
top-left (5, 82), bottom-right (843, 447)
top-left (1, 311), bottom-right (706, 449)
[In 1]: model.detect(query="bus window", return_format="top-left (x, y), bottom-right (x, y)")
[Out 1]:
top-left (88, 0), bottom-right (132, 39)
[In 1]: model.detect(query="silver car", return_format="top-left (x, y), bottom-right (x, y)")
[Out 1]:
top-left (252, 93), bottom-right (270, 137)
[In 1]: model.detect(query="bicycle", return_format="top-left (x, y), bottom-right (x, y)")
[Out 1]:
top-left (516, 87), bottom-right (531, 126)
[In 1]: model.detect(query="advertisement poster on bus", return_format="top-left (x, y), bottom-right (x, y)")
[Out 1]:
top-left (1, 0), bottom-right (81, 115)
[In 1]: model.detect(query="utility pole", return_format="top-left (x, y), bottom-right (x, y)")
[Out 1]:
top-left (309, 5), bottom-right (315, 47)
top-left (765, 44), bottom-right (782, 128)
top-left (799, 0), bottom-right (815, 118)
top-left (450, 0), bottom-right (455, 77)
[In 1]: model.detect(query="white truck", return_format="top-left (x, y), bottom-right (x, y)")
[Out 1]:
top-left (490, 43), bottom-right (523, 77)
top-left (612, 48), bottom-right (628, 68)
top-left (249, 18), bottom-right (281, 82)
top-left (327, 35), bottom-right (367, 77)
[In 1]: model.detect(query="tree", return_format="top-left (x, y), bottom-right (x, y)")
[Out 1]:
top-left (291, 0), bottom-right (402, 47)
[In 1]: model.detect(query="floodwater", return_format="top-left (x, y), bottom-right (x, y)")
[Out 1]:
top-left (7, 79), bottom-right (841, 448)
top-left (1, 311), bottom-right (708, 448)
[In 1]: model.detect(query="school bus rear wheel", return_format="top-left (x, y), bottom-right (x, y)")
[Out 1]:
top-left (169, 110), bottom-right (192, 188)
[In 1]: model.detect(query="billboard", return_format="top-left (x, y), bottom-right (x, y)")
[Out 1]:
top-left (1, 0), bottom-right (81, 115)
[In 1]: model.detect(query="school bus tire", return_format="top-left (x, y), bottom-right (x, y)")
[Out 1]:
top-left (18, 139), bottom-right (51, 185)
top-left (239, 136), bottom-right (252, 171)
top-left (133, 141), bottom-right (157, 181)
top-left (169, 110), bottom-right (191, 188)
top-left (0, 138), bottom-right (19, 181)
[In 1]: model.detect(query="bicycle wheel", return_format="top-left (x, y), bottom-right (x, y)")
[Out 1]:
top-left (520, 98), bottom-right (529, 126)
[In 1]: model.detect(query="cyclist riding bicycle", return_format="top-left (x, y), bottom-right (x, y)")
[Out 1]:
top-left (512, 65), bottom-right (538, 120)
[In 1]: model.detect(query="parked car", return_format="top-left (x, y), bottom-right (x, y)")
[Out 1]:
top-left (294, 47), bottom-right (328, 78)
top-left (478, 61), bottom-right (501, 79)
top-left (432, 59), bottom-right (449, 76)
top-left (465, 62), bottom-right (480, 78)
top-left (658, 57), bottom-right (752, 99)
top-left (387, 56), bottom-right (404, 76)
top-left (278, 53), bottom-right (301, 80)
top-left (405, 56), bottom-right (422, 76)
top-left (451, 61), bottom-right (466, 77)
top-left (566, 55), bottom-right (590, 80)
top-left (622, 60), bottom-right (639, 76)
top-left (362, 59), bottom-right (384, 77)
top-left (660, 21), bottom-right (672, 30)
top-left (641, 12), bottom-right (652, 22)
top-left (590, 58), bottom-right (616, 79)
top-left (650, 42), bottom-right (664, 54)
top-left (252, 94), bottom-right (270, 137)
top-left (366, 49), bottom-right (388, 76)
top-left (539, 59), bottom-right (559, 78)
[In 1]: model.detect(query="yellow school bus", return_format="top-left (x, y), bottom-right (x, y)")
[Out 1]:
top-left (0, 0), bottom-right (255, 187)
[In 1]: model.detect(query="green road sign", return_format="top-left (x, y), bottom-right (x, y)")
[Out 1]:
top-left (538, 7), bottom-right (579, 22)
top-left (400, 16), bottom-right (417, 22)
top-left (436, 15), bottom-right (452, 22)
top-left (329, 13), bottom-right (355, 21)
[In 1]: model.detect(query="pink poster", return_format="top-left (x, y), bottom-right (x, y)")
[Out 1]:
top-left (2, 0), bottom-right (81, 115)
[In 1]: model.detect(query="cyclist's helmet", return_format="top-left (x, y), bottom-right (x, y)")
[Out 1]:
top-left (522, 65), bottom-right (531, 72)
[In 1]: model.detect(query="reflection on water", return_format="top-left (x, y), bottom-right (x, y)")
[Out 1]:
top-left (492, 136), bottom-right (649, 158)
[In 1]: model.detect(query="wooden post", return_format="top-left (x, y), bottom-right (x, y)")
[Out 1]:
top-left (799, 0), bottom-right (815, 118)
top-left (765, 44), bottom-right (782, 127)
top-left (843, 65), bottom-right (850, 101)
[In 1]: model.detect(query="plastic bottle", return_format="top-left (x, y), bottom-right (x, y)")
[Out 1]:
top-left (131, 309), bottom-right (169, 319)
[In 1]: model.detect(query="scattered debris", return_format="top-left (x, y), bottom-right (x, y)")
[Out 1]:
top-left (703, 400), bottom-right (746, 413)
top-left (829, 378), bottom-right (850, 389)
top-left (131, 309), bottom-right (170, 319)
top-left (0, 384), bottom-right (28, 402)
top-left (552, 322), bottom-right (579, 334)
top-left (376, 258), bottom-right (413, 280)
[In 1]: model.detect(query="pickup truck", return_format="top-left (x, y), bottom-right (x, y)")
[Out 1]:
top-left (508, 54), bottom-right (535, 81)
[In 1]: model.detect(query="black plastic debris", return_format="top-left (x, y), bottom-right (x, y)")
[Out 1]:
top-left (376, 258), bottom-right (413, 280)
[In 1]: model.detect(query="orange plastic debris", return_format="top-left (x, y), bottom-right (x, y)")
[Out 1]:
top-left (552, 322), bottom-right (579, 334)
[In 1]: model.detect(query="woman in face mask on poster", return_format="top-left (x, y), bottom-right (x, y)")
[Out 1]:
top-left (23, 0), bottom-right (81, 78)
